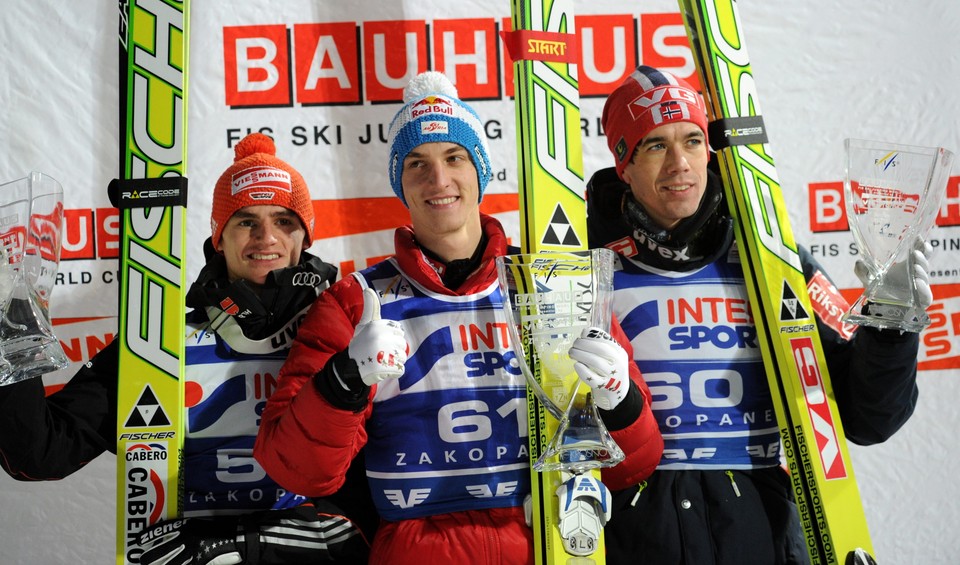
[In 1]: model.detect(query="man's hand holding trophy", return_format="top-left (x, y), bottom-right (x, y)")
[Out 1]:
top-left (843, 139), bottom-right (953, 333)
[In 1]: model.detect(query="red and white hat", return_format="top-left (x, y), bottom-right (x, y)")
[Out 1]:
top-left (601, 66), bottom-right (709, 179)
top-left (210, 133), bottom-right (315, 247)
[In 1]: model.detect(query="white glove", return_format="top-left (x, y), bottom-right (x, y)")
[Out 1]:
top-left (569, 327), bottom-right (629, 411)
top-left (347, 288), bottom-right (407, 386)
top-left (855, 237), bottom-right (933, 309)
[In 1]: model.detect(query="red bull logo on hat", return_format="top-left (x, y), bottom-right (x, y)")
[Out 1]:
top-left (411, 95), bottom-right (456, 119)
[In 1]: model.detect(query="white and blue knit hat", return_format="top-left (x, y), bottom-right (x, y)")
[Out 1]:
top-left (387, 71), bottom-right (492, 206)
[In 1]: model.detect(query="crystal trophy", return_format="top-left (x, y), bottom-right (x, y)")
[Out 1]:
top-left (496, 249), bottom-right (624, 474)
top-left (0, 172), bottom-right (68, 385)
top-left (842, 139), bottom-right (952, 332)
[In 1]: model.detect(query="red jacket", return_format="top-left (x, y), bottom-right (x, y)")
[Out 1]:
top-left (255, 215), bottom-right (663, 564)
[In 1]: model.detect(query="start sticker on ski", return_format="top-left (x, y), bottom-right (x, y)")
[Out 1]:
top-left (500, 29), bottom-right (580, 64)
top-left (115, 1), bottom-right (189, 563)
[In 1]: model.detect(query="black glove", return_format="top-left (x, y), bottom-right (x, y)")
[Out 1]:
top-left (137, 517), bottom-right (242, 565)
top-left (137, 506), bottom-right (371, 564)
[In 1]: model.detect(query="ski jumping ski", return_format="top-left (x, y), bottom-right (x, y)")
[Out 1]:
top-left (114, 1), bottom-right (189, 563)
top-left (678, 1), bottom-right (875, 563)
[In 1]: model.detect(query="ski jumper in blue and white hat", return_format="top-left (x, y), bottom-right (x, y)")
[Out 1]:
top-left (386, 71), bottom-right (492, 206)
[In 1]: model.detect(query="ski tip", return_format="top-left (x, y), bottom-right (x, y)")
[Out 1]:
top-left (846, 548), bottom-right (878, 565)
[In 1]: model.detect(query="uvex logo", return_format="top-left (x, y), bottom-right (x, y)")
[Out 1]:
top-left (790, 337), bottom-right (848, 480)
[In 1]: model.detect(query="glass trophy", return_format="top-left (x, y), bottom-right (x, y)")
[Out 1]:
top-left (0, 172), bottom-right (68, 385)
top-left (496, 248), bottom-right (624, 475)
top-left (842, 139), bottom-right (952, 332)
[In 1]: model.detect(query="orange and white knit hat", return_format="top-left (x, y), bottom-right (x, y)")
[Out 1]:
top-left (210, 133), bottom-right (315, 247)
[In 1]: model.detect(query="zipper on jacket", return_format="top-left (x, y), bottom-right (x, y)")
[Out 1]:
top-left (725, 470), bottom-right (742, 497)
top-left (629, 480), bottom-right (648, 506)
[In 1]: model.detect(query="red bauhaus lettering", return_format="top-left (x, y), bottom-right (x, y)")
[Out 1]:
top-left (61, 208), bottom-right (120, 261)
top-left (433, 18), bottom-right (500, 99)
top-left (61, 208), bottom-right (94, 260)
top-left (95, 208), bottom-right (120, 259)
top-left (919, 287), bottom-right (960, 371)
top-left (639, 13), bottom-right (700, 90)
top-left (499, 17), bottom-right (515, 98)
top-left (363, 20), bottom-right (429, 102)
top-left (807, 175), bottom-right (959, 233)
top-left (937, 176), bottom-right (960, 227)
top-left (27, 209), bottom-right (62, 262)
top-left (808, 181), bottom-right (847, 233)
top-left (577, 14), bottom-right (637, 97)
top-left (222, 14), bottom-right (702, 106)
top-left (293, 22), bottom-right (361, 105)
top-left (224, 25), bottom-right (291, 107)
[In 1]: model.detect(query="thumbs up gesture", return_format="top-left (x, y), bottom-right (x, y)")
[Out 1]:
top-left (347, 288), bottom-right (408, 386)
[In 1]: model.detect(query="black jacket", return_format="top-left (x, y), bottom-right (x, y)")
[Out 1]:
top-left (587, 167), bottom-right (920, 565)
top-left (0, 249), bottom-right (379, 563)
top-left (0, 246), bottom-right (339, 480)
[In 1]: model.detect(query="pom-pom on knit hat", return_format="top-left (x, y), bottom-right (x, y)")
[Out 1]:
top-left (211, 133), bottom-right (315, 248)
top-left (601, 66), bottom-right (710, 179)
top-left (386, 71), bottom-right (492, 206)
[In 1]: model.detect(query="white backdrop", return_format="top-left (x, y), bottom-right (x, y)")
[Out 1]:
top-left (1, 1), bottom-right (958, 563)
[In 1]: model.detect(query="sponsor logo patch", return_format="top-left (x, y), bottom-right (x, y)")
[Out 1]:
top-left (420, 120), bottom-right (449, 135)
top-left (790, 336), bottom-right (848, 480)
top-left (806, 270), bottom-right (857, 341)
top-left (231, 166), bottom-right (292, 196)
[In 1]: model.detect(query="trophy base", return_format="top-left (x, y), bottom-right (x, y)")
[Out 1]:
top-left (533, 403), bottom-right (626, 474)
top-left (843, 297), bottom-right (931, 333)
top-left (0, 338), bottom-right (68, 386)
top-left (533, 446), bottom-right (625, 474)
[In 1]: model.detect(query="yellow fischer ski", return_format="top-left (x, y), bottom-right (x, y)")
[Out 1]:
top-left (114, 1), bottom-right (189, 563)
top-left (502, 1), bottom-right (607, 563)
top-left (678, 1), bottom-right (874, 563)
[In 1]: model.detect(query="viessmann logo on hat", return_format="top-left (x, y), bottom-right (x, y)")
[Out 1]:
top-left (231, 166), bottom-right (292, 196)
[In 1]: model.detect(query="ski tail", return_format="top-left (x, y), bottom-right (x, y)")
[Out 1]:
top-left (115, 1), bottom-right (189, 563)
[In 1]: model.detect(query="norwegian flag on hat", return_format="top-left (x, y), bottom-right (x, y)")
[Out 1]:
top-left (654, 100), bottom-right (690, 124)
